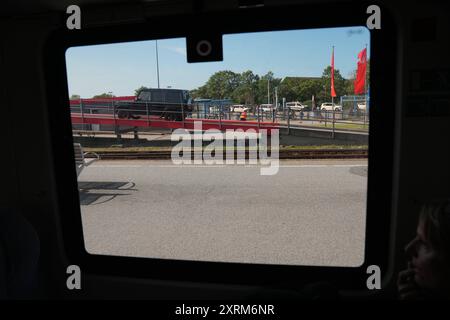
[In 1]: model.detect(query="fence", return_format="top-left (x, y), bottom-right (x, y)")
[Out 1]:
top-left (70, 99), bottom-right (369, 134)
top-left (192, 106), bottom-right (370, 132)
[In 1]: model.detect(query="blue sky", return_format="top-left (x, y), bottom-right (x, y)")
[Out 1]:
top-left (66, 26), bottom-right (370, 98)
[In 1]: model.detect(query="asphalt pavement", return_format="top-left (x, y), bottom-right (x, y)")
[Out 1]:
top-left (78, 159), bottom-right (368, 267)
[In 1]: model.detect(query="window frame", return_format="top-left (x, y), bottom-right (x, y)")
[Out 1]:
top-left (44, 2), bottom-right (397, 289)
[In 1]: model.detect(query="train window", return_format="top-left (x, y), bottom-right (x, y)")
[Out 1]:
top-left (46, 3), bottom-right (396, 287)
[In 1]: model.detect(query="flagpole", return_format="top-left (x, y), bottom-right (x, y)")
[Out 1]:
top-left (364, 43), bottom-right (367, 107)
top-left (331, 45), bottom-right (334, 106)
top-left (364, 43), bottom-right (368, 127)
top-left (331, 45), bottom-right (335, 139)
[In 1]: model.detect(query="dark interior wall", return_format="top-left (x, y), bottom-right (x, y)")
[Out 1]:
top-left (0, 0), bottom-right (449, 299)
top-left (0, 13), bottom-right (70, 298)
top-left (391, 1), bottom-right (450, 290)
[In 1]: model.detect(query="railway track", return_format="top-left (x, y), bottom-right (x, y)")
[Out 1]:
top-left (86, 148), bottom-right (368, 160)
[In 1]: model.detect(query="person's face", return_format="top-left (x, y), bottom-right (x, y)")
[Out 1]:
top-left (404, 219), bottom-right (447, 290)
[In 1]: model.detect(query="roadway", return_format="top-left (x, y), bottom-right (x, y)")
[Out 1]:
top-left (78, 159), bottom-right (368, 267)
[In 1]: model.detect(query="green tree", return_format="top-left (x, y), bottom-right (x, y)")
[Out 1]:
top-left (190, 70), bottom-right (281, 104)
top-left (278, 77), bottom-right (301, 102)
top-left (70, 94), bottom-right (80, 100)
top-left (297, 79), bottom-right (323, 102)
top-left (92, 92), bottom-right (115, 99)
top-left (278, 77), bottom-right (323, 106)
top-left (134, 86), bottom-right (149, 96)
top-left (255, 71), bottom-right (281, 104)
top-left (316, 66), bottom-right (347, 104)
top-left (233, 70), bottom-right (259, 104)
top-left (190, 85), bottom-right (208, 100)
top-left (205, 70), bottom-right (241, 99)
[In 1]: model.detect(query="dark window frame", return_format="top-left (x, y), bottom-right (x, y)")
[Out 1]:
top-left (44, 2), bottom-right (397, 289)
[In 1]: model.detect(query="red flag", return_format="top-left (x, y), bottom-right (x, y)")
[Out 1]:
top-left (331, 47), bottom-right (337, 98)
top-left (354, 48), bottom-right (367, 95)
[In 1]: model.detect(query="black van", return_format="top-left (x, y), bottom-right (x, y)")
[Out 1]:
top-left (116, 88), bottom-right (193, 121)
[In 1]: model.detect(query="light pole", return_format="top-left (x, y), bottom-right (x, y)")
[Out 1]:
top-left (156, 40), bottom-right (160, 89)
top-left (275, 86), bottom-right (278, 108)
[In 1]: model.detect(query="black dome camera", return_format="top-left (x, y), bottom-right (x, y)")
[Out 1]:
top-left (186, 33), bottom-right (223, 63)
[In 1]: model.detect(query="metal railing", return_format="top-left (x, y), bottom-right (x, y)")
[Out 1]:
top-left (190, 106), bottom-right (370, 131)
top-left (70, 101), bottom-right (369, 134)
top-left (70, 100), bottom-right (193, 121)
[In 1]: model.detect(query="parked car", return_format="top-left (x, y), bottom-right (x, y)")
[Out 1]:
top-left (357, 103), bottom-right (367, 110)
top-left (258, 104), bottom-right (276, 112)
top-left (230, 104), bottom-right (250, 113)
top-left (320, 102), bottom-right (342, 111)
top-left (286, 101), bottom-right (307, 111)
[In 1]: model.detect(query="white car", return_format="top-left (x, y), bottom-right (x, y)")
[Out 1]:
top-left (230, 105), bottom-right (250, 113)
top-left (286, 101), bottom-right (307, 111)
top-left (258, 104), bottom-right (276, 112)
top-left (320, 103), bottom-right (342, 111)
top-left (357, 103), bottom-right (367, 110)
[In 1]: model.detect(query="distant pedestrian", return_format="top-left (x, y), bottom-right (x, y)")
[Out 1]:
top-left (240, 110), bottom-right (247, 121)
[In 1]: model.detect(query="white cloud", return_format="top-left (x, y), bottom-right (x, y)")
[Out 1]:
top-left (162, 45), bottom-right (187, 57)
